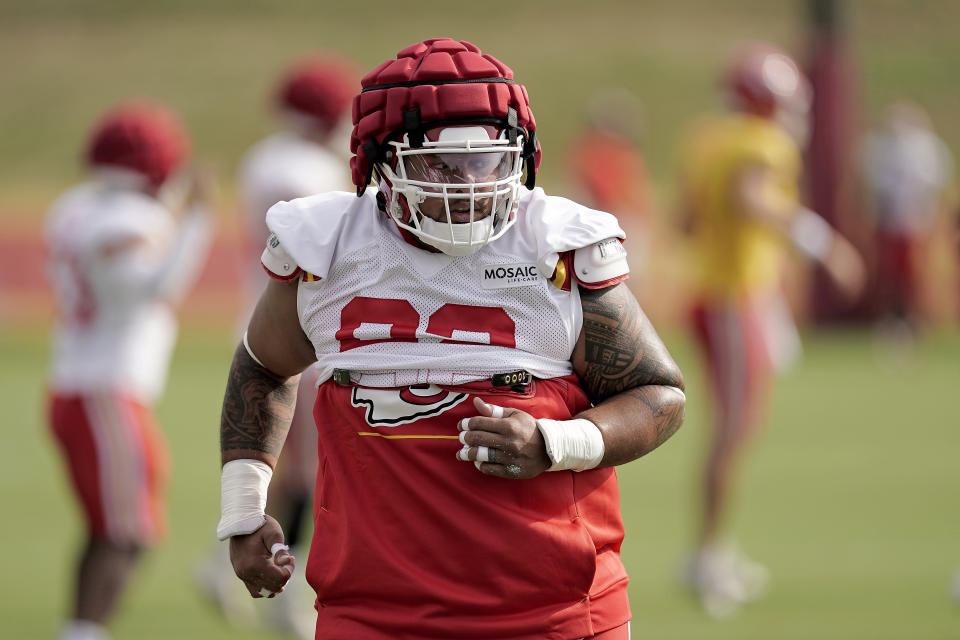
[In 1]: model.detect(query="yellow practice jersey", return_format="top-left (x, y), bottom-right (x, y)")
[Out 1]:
top-left (679, 113), bottom-right (802, 297)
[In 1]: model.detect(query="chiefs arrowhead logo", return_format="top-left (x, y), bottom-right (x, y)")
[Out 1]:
top-left (351, 384), bottom-right (468, 427)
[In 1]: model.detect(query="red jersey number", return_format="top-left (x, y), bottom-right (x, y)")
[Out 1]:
top-left (338, 298), bottom-right (516, 352)
top-left (336, 297), bottom-right (419, 352)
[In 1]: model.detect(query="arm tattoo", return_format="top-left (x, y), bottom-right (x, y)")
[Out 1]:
top-left (625, 385), bottom-right (686, 449)
top-left (578, 284), bottom-right (684, 404)
top-left (220, 343), bottom-right (299, 464)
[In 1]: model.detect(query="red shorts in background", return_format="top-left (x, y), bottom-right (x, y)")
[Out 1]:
top-left (48, 392), bottom-right (169, 546)
top-left (690, 296), bottom-right (777, 429)
top-left (874, 230), bottom-right (917, 317)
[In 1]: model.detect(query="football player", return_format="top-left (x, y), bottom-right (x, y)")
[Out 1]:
top-left (46, 101), bottom-right (211, 640)
top-left (676, 44), bottom-right (865, 616)
top-left (566, 88), bottom-right (655, 290)
top-left (214, 38), bottom-right (686, 639)
top-left (861, 101), bottom-right (955, 336)
top-left (198, 55), bottom-right (358, 639)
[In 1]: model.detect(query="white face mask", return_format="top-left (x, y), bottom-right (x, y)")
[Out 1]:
top-left (379, 126), bottom-right (525, 256)
top-left (417, 213), bottom-right (495, 256)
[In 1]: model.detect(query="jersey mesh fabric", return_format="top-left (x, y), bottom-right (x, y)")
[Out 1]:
top-left (296, 201), bottom-right (585, 387)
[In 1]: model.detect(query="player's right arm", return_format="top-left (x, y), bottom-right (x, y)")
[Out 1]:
top-left (735, 163), bottom-right (866, 298)
top-left (218, 277), bottom-right (316, 598)
top-left (88, 169), bottom-right (214, 308)
top-left (221, 278), bottom-right (315, 465)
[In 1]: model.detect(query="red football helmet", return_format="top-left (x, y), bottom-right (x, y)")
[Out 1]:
top-left (85, 101), bottom-right (190, 192)
top-left (349, 38), bottom-right (541, 256)
top-left (277, 55), bottom-right (359, 133)
top-left (723, 44), bottom-right (811, 119)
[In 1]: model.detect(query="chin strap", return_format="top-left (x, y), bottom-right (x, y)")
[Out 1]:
top-left (522, 129), bottom-right (538, 189)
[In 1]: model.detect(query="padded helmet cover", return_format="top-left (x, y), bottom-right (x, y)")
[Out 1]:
top-left (349, 38), bottom-right (541, 193)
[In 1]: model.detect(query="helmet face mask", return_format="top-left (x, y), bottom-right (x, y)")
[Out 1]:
top-left (378, 125), bottom-right (525, 256)
top-left (349, 38), bottom-right (541, 255)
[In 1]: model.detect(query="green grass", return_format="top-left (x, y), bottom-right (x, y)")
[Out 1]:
top-left (2, 323), bottom-right (958, 638)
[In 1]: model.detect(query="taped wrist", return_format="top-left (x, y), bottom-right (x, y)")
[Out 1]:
top-left (536, 418), bottom-right (605, 472)
top-left (217, 459), bottom-right (273, 540)
top-left (790, 207), bottom-right (834, 260)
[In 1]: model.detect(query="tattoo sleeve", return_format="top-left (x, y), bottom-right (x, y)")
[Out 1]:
top-left (575, 283), bottom-right (686, 466)
top-left (577, 284), bottom-right (684, 401)
top-left (220, 343), bottom-right (300, 467)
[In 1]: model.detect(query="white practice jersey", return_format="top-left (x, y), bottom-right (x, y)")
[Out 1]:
top-left (46, 182), bottom-right (210, 402)
top-left (862, 126), bottom-right (954, 233)
top-left (265, 187), bottom-right (628, 387)
top-left (237, 132), bottom-right (351, 248)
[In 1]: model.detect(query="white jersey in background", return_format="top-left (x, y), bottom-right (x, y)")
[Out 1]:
top-left (46, 182), bottom-right (211, 403)
top-left (237, 131), bottom-right (351, 248)
top-left (264, 187), bottom-right (628, 388)
top-left (862, 125), bottom-right (954, 234)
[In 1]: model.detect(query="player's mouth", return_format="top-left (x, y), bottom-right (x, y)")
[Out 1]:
top-left (448, 210), bottom-right (482, 223)
top-left (447, 202), bottom-right (493, 223)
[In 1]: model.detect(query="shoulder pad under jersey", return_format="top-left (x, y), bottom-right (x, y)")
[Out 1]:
top-left (571, 237), bottom-right (629, 289)
top-left (260, 233), bottom-right (302, 282)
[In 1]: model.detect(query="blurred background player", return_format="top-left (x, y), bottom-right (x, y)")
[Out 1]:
top-left (566, 89), bottom-right (655, 285)
top-left (198, 54), bottom-right (358, 639)
top-left (676, 44), bottom-right (865, 616)
top-left (860, 100), bottom-right (955, 337)
top-left (46, 101), bottom-right (212, 640)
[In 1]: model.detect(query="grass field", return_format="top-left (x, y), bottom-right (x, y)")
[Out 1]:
top-left (2, 323), bottom-right (958, 639)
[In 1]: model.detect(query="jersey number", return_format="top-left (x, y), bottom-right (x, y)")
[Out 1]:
top-left (336, 297), bottom-right (516, 352)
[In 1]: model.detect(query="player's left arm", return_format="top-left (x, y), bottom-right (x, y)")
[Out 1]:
top-left (572, 282), bottom-right (686, 466)
top-left (459, 281), bottom-right (685, 478)
top-left (736, 163), bottom-right (865, 298)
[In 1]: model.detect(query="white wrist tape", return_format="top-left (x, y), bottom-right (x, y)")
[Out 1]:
top-left (536, 418), bottom-right (605, 472)
top-left (789, 207), bottom-right (834, 260)
top-left (217, 459), bottom-right (273, 540)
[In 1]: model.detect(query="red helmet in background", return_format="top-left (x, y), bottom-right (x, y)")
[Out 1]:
top-left (723, 44), bottom-right (811, 119)
top-left (277, 55), bottom-right (359, 133)
top-left (85, 101), bottom-right (190, 192)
